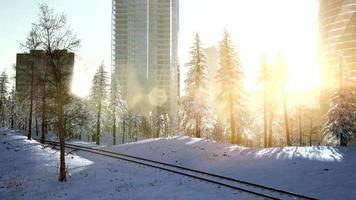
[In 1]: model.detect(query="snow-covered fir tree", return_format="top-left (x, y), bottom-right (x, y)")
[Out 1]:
top-left (90, 63), bottom-right (108, 145)
top-left (181, 33), bottom-right (213, 138)
top-left (324, 58), bottom-right (356, 146)
top-left (215, 30), bottom-right (245, 144)
top-left (109, 72), bottom-right (126, 145)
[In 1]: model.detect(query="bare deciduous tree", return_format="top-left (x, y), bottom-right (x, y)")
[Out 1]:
top-left (33, 3), bottom-right (80, 182)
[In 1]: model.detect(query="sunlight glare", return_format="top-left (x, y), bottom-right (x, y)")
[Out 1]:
top-left (189, 0), bottom-right (320, 93)
top-left (71, 63), bottom-right (91, 98)
top-left (239, 0), bottom-right (320, 92)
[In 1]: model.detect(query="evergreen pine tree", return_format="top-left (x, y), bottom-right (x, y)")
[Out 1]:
top-left (109, 72), bottom-right (126, 145)
top-left (215, 30), bottom-right (245, 144)
top-left (90, 63), bottom-right (108, 145)
top-left (324, 55), bottom-right (356, 146)
top-left (182, 33), bottom-right (211, 138)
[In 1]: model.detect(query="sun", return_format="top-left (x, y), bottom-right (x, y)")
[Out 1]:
top-left (225, 0), bottom-right (321, 93)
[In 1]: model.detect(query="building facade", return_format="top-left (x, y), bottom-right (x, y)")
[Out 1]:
top-left (319, 0), bottom-right (356, 115)
top-left (112, 0), bottom-right (179, 115)
top-left (16, 50), bottom-right (75, 102)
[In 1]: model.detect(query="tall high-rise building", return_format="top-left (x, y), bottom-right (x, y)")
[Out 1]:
top-left (112, 0), bottom-right (179, 115)
top-left (319, 0), bottom-right (356, 115)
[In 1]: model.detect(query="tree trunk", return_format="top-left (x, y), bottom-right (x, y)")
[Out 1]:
top-left (263, 62), bottom-right (268, 148)
top-left (134, 119), bottom-right (138, 142)
top-left (309, 120), bottom-right (313, 146)
top-left (113, 112), bottom-right (116, 145)
top-left (41, 89), bottom-right (47, 144)
top-left (122, 119), bottom-right (125, 144)
top-left (156, 115), bottom-right (160, 138)
top-left (63, 115), bottom-right (68, 138)
top-left (96, 101), bottom-right (101, 145)
top-left (165, 117), bottom-right (169, 138)
top-left (35, 117), bottom-right (39, 136)
top-left (23, 115), bottom-right (26, 130)
top-left (340, 135), bottom-right (347, 146)
top-left (28, 59), bottom-right (34, 140)
top-left (41, 64), bottom-right (48, 144)
top-left (282, 89), bottom-right (291, 146)
top-left (129, 121), bottom-right (132, 140)
top-left (299, 105), bottom-right (302, 146)
top-left (229, 93), bottom-right (236, 144)
top-left (195, 115), bottom-right (201, 138)
top-left (28, 100), bottom-right (33, 140)
top-left (338, 55), bottom-right (347, 146)
top-left (11, 112), bottom-right (14, 129)
top-left (268, 108), bottom-right (273, 147)
top-left (236, 121), bottom-right (241, 145)
top-left (263, 89), bottom-right (268, 147)
top-left (1, 103), bottom-right (5, 128)
top-left (58, 85), bottom-right (66, 182)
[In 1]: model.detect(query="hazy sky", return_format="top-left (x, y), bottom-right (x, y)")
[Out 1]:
top-left (0, 0), bottom-right (319, 97)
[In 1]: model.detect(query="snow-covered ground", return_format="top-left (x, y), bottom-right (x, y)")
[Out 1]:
top-left (0, 130), bottom-right (259, 200)
top-left (104, 137), bottom-right (356, 200)
top-left (1, 129), bottom-right (356, 199)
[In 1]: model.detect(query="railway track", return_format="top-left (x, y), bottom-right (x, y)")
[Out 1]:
top-left (43, 140), bottom-right (317, 200)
